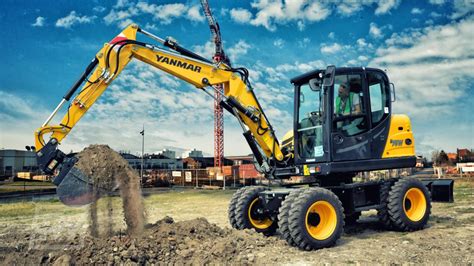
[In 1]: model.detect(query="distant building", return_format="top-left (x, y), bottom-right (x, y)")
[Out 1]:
top-left (120, 152), bottom-right (183, 170)
top-left (0, 149), bottom-right (38, 176)
top-left (182, 149), bottom-right (203, 158)
top-left (159, 149), bottom-right (176, 159)
top-left (457, 148), bottom-right (473, 162)
top-left (226, 155), bottom-right (255, 166)
top-left (183, 157), bottom-right (233, 169)
top-left (447, 153), bottom-right (457, 162)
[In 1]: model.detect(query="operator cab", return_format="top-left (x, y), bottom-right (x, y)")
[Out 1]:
top-left (287, 66), bottom-right (416, 178)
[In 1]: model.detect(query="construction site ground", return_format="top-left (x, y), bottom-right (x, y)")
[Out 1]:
top-left (0, 178), bottom-right (472, 264)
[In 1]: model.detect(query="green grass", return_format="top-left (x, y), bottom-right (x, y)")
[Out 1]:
top-left (0, 181), bottom-right (54, 187)
top-left (0, 201), bottom-right (85, 218)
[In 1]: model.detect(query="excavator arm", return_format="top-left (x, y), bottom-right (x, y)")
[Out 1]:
top-left (35, 25), bottom-right (288, 204)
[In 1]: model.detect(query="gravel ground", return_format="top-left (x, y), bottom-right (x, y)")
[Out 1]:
top-left (0, 178), bottom-right (472, 264)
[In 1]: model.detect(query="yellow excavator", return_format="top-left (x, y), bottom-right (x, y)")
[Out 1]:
top-left (33, 24), bottom-right (453, 250)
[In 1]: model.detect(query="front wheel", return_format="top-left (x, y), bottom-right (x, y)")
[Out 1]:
top-left (388, 178), bottom-right (431, 231)
top-left (234, 186), bottom-right (277, 236)
top-left (288, 187), bottom-right (344, 250)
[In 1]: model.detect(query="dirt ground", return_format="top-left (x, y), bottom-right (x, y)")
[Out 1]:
top-left (0, 178), bottom-right (472, 264)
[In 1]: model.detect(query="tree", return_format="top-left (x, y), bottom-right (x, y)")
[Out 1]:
top-left (433, 150), bottom-right (449, 166)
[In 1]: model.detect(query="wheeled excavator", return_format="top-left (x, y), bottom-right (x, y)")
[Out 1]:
top-left (33, 24), bottom-right (454, 250)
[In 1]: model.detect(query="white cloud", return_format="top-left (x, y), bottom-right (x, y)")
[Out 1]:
top-left (356, 38), bottom-right (373, 50)
top-left (273, 38), bottom-right (284, 48)
top-left (187, 5), bottom-right (205, 22)
top-left (411, 8), bottom-right (424, 14)
top-left (328, 32), bottom-right (335, 39)
top-left (227, 0), bottom-right (402, 31)
top-left (371, 18), bottom-right (474, 117)
top-left (105, 1), bottom-right (205, 27)
top-left (321, 43), bottom-right (342, 54)
top-left (429, 0), bottom-right (446, 5)
top-left (230, 1), bottom-right (331, 31)
top-left (93, 6), bottom-right (106, 13)
top-left (56, 11), bottom-right (96, 28)
top-left (369, 22), bottom-right (383, 38)
top-left (297, 21), bottom-right (305, 31)
top-left (451, 0), bottom-right (474, 19)
top-left (32, 16), bottom-right (45, 27)
top-left (336, 0), bottom-right (401, 16)
top-left (227, 40), bottom-right (251, 62)
top-left (0, 91), bottom-right (49, 150)
top-left (230, 8), bottom-right (252, 24)
top-left (375, 0), bottom-right (401, 15)
top-left (337, 1), bottom-right (365, 16)
top-left (192, 41), bottom-right (215, 60)
top-left (298, 37), bottom-right (311, 48)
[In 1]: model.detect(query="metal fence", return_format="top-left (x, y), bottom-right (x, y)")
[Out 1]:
top-left (141, 169), bottom-right (263, 189)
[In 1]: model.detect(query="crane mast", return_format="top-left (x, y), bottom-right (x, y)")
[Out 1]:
top-left (201, 0), bottom-right (230, 170)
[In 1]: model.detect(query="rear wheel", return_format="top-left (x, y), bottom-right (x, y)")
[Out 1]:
top-left (388, 178), bottom-right (431, 231)
top-left (377, 179), bottom-right (396, 229)
top-left (228, 187), bottom-right (247, 229)
top-left (288, 188), bottom-right (344, 250)
top-left (278, 188), bottom-right (304, 246)
top-left (234, 186), bottom-right (277, 236)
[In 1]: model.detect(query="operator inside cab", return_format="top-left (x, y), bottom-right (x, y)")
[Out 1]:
top-left (334, 79), bottom-right (365, 136)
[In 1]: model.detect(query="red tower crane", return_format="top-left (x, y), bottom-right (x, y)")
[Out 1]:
top-left (200, 0), bottom-right (231, 170)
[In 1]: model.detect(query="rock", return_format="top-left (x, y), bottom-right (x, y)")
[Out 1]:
top-left (53, 254), bottom-right (72, 266)
top-left (402, 240), bottom-right (410, 244)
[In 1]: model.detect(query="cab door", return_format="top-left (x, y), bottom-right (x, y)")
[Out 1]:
top-left (330, 70), bottom-right (372, 161)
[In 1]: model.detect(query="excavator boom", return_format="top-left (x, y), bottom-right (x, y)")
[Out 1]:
top-left (35, 24), bottom-right (286, 205)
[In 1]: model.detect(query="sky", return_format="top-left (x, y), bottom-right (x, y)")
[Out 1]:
top-left (0, 0), bottom-right (473, 158)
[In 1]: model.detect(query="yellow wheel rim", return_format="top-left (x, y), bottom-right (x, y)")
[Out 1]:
top-left (305, 201), bottom-right (337, 240)
top-left (248, 198), bottom-right (273, 229)
top-left (403, 188), bottom-right (427, 222)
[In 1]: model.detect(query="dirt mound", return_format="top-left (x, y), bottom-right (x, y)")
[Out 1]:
top-left (75, 145), bottom-right (145, 236)
top-left (55, 217), bottom-right (278, 264)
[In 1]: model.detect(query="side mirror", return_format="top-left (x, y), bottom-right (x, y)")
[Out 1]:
top-left (309, 78), bottom-right (321, 91)
top-left (323, 65), bottom-right (336, 87)
top-left (390, 82), bottom-right (396, 102)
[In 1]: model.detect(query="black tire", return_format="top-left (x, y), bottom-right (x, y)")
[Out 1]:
top-left (288, 187), bottom-right (345, 250)
top-left (387, 178), bottom-right (431, 231)
top-left (278, 188), bottom-right (304, 246)
top-left (344, 211), bottom-right (361, 225)
top-left (228, 187), bottom-right (247, 229)
top-left (234, 186), bottom-right (278, 236)
top-left (377, 179), bottom-right (396, 229)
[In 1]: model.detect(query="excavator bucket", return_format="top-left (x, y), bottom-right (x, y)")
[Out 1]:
top-left (36, 142), bottom-right (112, 206)
top-left (55, 166), bottom-right (100, 206)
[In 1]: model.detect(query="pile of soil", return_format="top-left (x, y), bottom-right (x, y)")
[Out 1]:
top-left (54, 217), bottom-right (278, 265)
top-left (75, 145), bottom-right (145, 236)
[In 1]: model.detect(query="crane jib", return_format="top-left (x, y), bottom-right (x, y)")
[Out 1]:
top-left (156, 55), bottom-right (202, 73)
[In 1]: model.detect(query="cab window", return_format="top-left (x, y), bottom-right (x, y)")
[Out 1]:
top-left (333, 74), bottom-right (368, 136)
top-left (297, 83), bottom-right (324, 158)
top-left (367, 71), bottom-right (390, 127)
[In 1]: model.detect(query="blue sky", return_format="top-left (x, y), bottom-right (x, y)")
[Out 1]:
top-left (0, 0), bottom-right (473, 158)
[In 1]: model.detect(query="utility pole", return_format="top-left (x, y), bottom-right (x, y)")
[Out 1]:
top-left (140, 124), bottom-right (145, 187)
